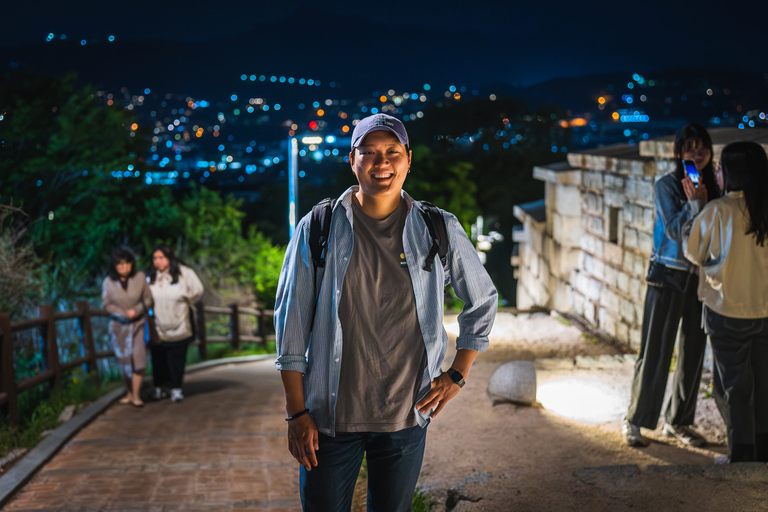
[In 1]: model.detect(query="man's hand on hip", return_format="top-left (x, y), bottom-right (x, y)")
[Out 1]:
top-left (416, 372), bottom-right (461, 418)
top-left (287, 414), bottom-right (319, 470)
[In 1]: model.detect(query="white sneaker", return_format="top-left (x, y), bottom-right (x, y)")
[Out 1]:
top-left (170, 388), bottom-right (184, 402)
top-left (152, 387), bottom-right (168, 400)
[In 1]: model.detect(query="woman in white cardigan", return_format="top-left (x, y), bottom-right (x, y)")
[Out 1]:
top-left (148, 244), bottom-right (204, 402)
top-left (683, 141), bottom-right (768, 463)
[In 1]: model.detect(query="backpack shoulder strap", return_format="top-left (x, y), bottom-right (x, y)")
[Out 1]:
top-left (309, 198), bottom-right (335, 269)
top-left (416, 200), bottom-right (449, 272)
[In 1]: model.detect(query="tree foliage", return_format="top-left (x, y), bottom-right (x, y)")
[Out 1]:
top-left (0, 72), bottom-right (284, 309)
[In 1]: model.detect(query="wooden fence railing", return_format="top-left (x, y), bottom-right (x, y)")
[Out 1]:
top-left (0, 301), bottom-right (275, 426)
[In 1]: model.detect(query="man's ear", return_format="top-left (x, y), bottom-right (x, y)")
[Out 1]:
top-left (349, 150), bottom-right (355, 169)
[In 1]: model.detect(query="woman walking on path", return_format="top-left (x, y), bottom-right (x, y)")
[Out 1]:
top-left (683, 141), bottom-right (768, 463)
top-left (148, 244), bottom-right (204, 403)
top-left (622, 124), bottom-right (721, 447)
top-left (102, 247), bottom-right (153, 407)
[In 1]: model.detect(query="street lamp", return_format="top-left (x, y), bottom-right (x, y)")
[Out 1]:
top-left (287, 135), bottom-right (324, 238)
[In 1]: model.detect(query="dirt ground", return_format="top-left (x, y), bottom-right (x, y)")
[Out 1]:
top-left (413, 311), bottom-right (768, 511)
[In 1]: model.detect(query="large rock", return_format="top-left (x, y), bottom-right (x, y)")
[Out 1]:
top-left (487, 361), bottom-right (537, 405)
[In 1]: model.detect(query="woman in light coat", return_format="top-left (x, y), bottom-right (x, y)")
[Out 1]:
top-left (148, 244), bottom-right (204, 402)
top-left (102, 247), bottom-right (152, 407)
top-left (683, 141), bottom-right (768, 463)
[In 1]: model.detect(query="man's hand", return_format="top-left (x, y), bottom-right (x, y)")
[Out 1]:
top-left (682, 177), bottom-right (707, 203)
top-left (416, 372), bottom-right (461, 418)
top-left (287, 413), bottom-right (319, 471)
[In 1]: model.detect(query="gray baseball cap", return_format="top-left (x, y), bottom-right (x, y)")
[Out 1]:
top-left (351, 113), bottom-right (409, 150)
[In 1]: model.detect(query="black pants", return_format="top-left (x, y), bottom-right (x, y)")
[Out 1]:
top-left (627, 274), bottom-right (707, 429)
top-left (150, 338), bottom-right (192, 389)
top-left (705, 307), bottom-right (768, 462)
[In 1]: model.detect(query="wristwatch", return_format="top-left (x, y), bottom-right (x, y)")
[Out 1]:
top-left (445, 368), bottom-right (465, 388)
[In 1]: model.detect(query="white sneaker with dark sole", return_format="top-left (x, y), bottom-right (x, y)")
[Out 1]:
top-left (622, 418), bottom-right (650, 447)
top-left (663, 423), bottom-right (707, 447)
top-left (170, 388), bottom-right (184, 402)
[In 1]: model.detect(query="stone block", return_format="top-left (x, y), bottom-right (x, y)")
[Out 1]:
top-left (487, 361), bottom-right (537, 405)
top-left (581, 232), bottom-right (599, 255)
top-left (638, 180), bottom-right (655, 204)
top-left (599, 287), bottom-right (619, 311)
top-left (552, 280), bottom-right (574, 311)
top-left (604, 190), bottom-right (625, 208)
top-left (603, 242), bottom-right (624, 266)
top-left (638, 231), bottom-right (653, 256)
top-left (552, 213), bottom-right (581, 247)
top-left (583, 300), bottom-right (597, 324)
top-left (583, 192), bottom-right (603, 214)
top-left (553, 184), bottom-right (582, 216)
top-left (583, 171), bottom-right (603, 191)
top-left (629, 277), bottom-right (642, 299)
top-left (623, 227), bottom-right (638, 250)
top-left (642, 207), bottom-right (655, 232)
top-left (619, 297), bottom-right (636, 323)
top-left (572, 290), bottom-right (586, 316)
top-left (598, 307), bottom-right (616, 336)
top-left (530, 227), bottom-right (544, 255)
top-left (603, 265), bottom-right (617, 288)
top-left (624, 178), bottom-right (638, 201)
top-left (616, 271), bottom-right (630, 294)
top-left (629, 328), bottom-right (642, 351)
top-left (616, 321), bottom-right (630, 343)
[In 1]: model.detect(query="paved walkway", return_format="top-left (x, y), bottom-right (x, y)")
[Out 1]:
top-left (2, 359), bottom-right (300, 512)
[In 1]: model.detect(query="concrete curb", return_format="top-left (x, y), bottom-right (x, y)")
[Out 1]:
top-left (0, 354), bottom-right (276, 508)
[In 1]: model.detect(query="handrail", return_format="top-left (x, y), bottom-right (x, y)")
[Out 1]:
top-left (1, 300), bottom-right (274, 426)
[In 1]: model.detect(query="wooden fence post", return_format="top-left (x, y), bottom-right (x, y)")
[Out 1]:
top-left (230, 303), bottom-right (240, 351)
top-left (257, 307), bottom-right (268, 349)
top-left (38, 305), bottom-right (62, 391)
top-left (0, 313), bottom-right (18, 426)
top-left (196, 302), bottom-right (207, 360)
top-left (76, 301), bottom-right (100, 386)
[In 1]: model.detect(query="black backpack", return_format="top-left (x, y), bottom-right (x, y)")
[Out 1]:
top-left (309, 197), bottom-right (449, 275)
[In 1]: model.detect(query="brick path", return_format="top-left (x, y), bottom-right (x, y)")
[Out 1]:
top-left (2, 359), bottom-right (301, 512)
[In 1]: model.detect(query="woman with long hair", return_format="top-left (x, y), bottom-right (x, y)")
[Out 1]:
top-left (148, 244), bottom-right (204, 402)
top-left (102, 247), bottom-right (153, 407)
top-left (622, 123), bottom-right (721, 447)
top-left (684, 141), bottom-right (768, 462)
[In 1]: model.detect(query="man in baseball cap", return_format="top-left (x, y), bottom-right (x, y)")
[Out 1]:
top-left (350, 113), bottom-right (409, 150)
top-left (275, 113), bottom-right (497, 510)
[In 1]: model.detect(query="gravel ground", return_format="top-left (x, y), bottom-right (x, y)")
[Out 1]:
top-left (413, 311), bottom-right (767, 512)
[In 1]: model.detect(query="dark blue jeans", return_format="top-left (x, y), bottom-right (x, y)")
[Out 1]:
top-left (300, 425), bottom-right (427, 512)
top-left (706, 307), bottom-right (768, 462)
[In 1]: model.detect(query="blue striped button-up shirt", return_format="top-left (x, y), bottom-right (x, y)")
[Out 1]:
top-left (274, 186), bottom-right (497, 436)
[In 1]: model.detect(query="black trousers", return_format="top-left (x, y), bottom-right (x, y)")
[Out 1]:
top-left (705, 307), bottom-right (768, 462)
top-left (150, 338), bottom-right (192, 389)
top-left (627, 274), bottom-right (707, 429)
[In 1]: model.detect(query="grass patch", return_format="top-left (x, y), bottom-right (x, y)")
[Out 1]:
top-left (0, 369), bottom-right (122, 459)
top-left (412, 486), bottom-right (435, 511)
top-left (186, 340), bottom-right (277, 364)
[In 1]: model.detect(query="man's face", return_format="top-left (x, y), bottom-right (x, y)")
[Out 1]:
top-left (349, 130), bottom-right (411, 199)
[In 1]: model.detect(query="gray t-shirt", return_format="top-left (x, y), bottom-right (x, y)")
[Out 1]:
top-left (335, 198), bottom-right (428, 432)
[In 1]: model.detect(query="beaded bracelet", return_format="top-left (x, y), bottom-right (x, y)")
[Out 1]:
top-left (285, 408), bottom-right (310, 421)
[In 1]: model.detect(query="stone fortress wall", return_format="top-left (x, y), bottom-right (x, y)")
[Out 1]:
top-left (513, 128), bottom-right (768, 349)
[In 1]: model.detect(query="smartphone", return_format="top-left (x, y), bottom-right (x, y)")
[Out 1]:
top-left (682, 159), bottom-right (700, 188)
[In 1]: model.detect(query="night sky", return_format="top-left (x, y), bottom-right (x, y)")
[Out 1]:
top-left (3, 0), bottom-right (766, 85)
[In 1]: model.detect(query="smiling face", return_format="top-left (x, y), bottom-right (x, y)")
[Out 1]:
top-left (349, 130), bottom-right (412, 201)
top-left (680, 138), bottom-right (712, 171)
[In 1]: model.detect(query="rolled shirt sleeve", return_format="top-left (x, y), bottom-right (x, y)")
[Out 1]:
top-left (444, 213), bottom-right (497, 352)
top-left (274, 216), bottom-right (316, 374)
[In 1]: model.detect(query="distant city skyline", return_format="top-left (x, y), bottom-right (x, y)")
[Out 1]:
top-left (3, 0), bottom-right (766, 86)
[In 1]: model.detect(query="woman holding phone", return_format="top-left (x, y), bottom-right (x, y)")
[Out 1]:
top-left (622, 124), bottom-right (720, 447)
top-left (683, 141), bottom-right (768, 462)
